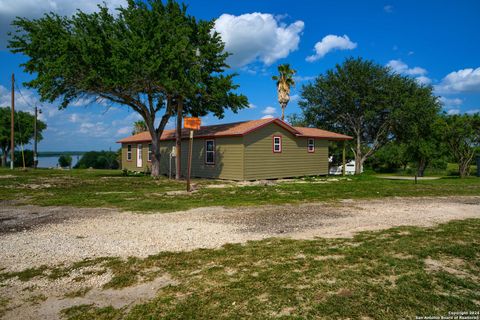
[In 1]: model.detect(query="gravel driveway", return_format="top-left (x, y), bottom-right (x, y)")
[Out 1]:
top-left (1, 196), bottom-right (480, 272)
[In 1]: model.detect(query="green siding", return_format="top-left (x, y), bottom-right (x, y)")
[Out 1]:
top-left (243, 123), bottom-right (328, 180)
top-left (121, 136), bottom-right (244, 180)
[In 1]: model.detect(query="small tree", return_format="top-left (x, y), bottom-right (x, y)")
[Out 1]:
top-left (272, 64), bottom-right (296, 121)
top-left (58, 154), bottom-right (72, 168)
top-left (439, 113), bottom-right (480, 178)
top-left (0, 107), bottom-right (47, 167)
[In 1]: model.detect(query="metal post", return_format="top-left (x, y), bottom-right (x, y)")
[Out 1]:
top-left (10, 73), bottom-right (15, 170)
top-left (186, 130), bottom-right (193, 192)
top-left (175, 99), bottom-right (183, 180)
top-left (342, 141), bottom-right (346, 176)
top-left (34, 105), bottom-right (38, 168)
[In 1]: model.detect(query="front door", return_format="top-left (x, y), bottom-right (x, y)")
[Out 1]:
top-left (137, 144), bottom-right (143, 168)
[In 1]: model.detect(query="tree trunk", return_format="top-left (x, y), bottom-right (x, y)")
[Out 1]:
top-left (417, 158), bottom-right (427, 177)
top-left (459, 161), bottom-right (470, 178)
top-left (281, 104), bottom-right (285, 121)
top-left (0, 149), bottom-right (6, 167)
top-left (150, 134), bottom-right (161, 177)
top-left (354, 135), bottom-right (363, 175)
top-left (175, 98), bottom-right (183, 180)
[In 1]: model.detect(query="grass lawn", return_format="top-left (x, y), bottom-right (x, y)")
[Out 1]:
top-left (1, 219), bottom-right (479, 319)
top-left (1, 168), bottom-right (479, 212)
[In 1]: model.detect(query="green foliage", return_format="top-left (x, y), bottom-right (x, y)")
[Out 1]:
top-left (438, 113), bottom-right (480, 177)
top-left (13, 150), bottom-right (34, 167)
top-left (132, 120), bottom-right (147, 135)
top-left (58, 154), bottom-right (73, 168)
top-left (297, 57), bottom-right (440, 173)
top-left (74, 151), bottom-right (119, 169)
top-left (0, 107), bottom-right (46, 166)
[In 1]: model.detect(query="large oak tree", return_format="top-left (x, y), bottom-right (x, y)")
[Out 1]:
top-left (9, 0), bottom-right (247, 177)
top-left (297, 57), bottom-right (439, 174)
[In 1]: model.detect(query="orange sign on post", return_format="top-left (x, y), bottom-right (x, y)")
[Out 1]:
top-left (184, 117), bottom-right (201, 130)
top-left (184, 117), bottom-right (201, 192)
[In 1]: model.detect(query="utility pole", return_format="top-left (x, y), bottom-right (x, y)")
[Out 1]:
top-left (10, 73), bottom-right (15, 170)
top-left (34, 105), bottom-right (38, 169)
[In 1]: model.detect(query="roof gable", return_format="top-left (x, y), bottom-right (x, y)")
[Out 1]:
top-left (117, 118), bottom-right (351, 143)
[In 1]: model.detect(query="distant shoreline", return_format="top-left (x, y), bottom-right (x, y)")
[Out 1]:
top-left (37, 151), bottom-right (86, 157)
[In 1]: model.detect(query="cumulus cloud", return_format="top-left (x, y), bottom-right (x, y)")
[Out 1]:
top-left (262, 106), bottom-right (276, 115)
top-left (306, 35), bottom-right (357, 62)
top-left (466, 109), bottom-right (480, 114)
top-left (0, 0), bottom-right (126, 49)
top-left (435, 67), bottom-right (480, 94)
top-left (386, 59), bottom-right (427, 76)
top-left (386, 60), bottom-right (431, 85)
top-left (214, 13), bottom-right (304, 68)
top-left (447, 109), bottom-right (460, 115)
top-left (439, 97), bottom-right (463, 108)
top-left (261, 115), bottom-right (274, 119)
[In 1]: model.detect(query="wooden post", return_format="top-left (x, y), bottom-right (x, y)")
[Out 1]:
top-left (186, 130), bottom-right (193, 192)
top-left (10, 73), bottom-right (15, 170)
top-left (34, 105), bottom-right (38, 169)
top-left (342, 140), bottom-right (346, 176)
top-left (175, 99), bottom-right (183, 179)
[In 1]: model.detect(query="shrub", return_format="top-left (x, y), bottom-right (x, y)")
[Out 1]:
top-left (74, 151), bottom-right (119, 169)
top-left (58, 154), bottom-right (73, 168)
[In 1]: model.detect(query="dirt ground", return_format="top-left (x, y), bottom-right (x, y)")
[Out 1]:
top-left (1, 196), bottom-right (480, 319)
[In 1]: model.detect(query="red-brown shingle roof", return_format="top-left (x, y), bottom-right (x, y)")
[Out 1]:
top-left (117, 118), bottom-right (352, 143)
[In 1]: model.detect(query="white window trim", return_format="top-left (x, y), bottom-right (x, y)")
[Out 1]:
top-left (273, 136), bottom-right (282, 153)
top-left (205, 139), bottom-right (215, 165)
top-left (308, 138), bottom-right (315, 153)
top-left (148, 144), bottom-right (152, 162)
top-left (127, 144), bottom-right (132, 161)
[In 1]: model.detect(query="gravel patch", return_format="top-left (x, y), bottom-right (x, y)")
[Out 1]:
top-left (1, 196), bottom-right (479, 273)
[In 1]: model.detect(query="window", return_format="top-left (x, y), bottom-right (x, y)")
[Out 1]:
top-left (148, 144), bottom-right (152, 161)
top-left (308, 138), bottom-right (315, 153)
top-left (205, 140), bottom-right (215, 164)
top-left (138, 144), bottom-right (142, 160)
top-left (273, 136), bottom-right (282, 153)
top-left (127, 144), bottom-right (132, 161)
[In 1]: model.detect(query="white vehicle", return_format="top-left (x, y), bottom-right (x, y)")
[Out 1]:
top-left (329, 160), bottom-right (360, 175)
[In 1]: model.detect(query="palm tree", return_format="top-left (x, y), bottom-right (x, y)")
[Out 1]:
top-left (272, 64), bottom-right (296, 121)
top-left (132, 120), bottom-right (147, 135)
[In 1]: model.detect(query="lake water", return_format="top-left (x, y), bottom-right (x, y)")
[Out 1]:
top-left (37, 156), bottom-right (81, 168)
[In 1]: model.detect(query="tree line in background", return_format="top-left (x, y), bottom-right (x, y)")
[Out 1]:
top-left (290, 57), bottom-right (480, 178)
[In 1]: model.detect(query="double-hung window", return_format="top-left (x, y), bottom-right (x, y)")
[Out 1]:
top-left (273, 136), bottom-right (282, 153)
top-left (308, 138), bottom-right (315, 153)
top-left (127, 144), bottom-right (132, 161)
top-left (205, 140), bottom-right (215, 164)
top-left (148, 144), bottom-right (152, 161)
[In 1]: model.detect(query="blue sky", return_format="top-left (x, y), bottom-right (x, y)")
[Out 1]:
top-left (0, 0), bottom-right (479, 151)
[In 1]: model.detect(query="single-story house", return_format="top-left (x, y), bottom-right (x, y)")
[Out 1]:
top-left (117, 117), bottom-right (352, 180)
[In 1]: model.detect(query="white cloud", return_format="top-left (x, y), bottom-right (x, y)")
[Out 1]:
top-left (439, 97), bottom-right (463, 108)
top-left (116, 126), bottom-right (130, 136)
top-left (435, 67), bottom-right (480, 94)
top-left (416, 76), bottom-right (432, 85)
top-left (384, 5), bottom-right (394, 13)
top-left (466, 109), bottom-right (480, 114)
top-left (447, 109), bottom-right (460, 115)
top-left (408, 51), bottom-right (414, 56)
top-left (262, 106), bottom-right (276, 115)
top-left (261, 115), bottom-right (274, 119)
top-left (306, 35), bottom-right (357, 62)
top-left (248, 103), bottom-right (257, 109)
top-left (214, 13), bottom-right (304, 68)
top-left (289, 94), bottom-right (300, 102)
top-left (386, 60), bottom-right (431, 85)
top-left (386, 59), bottom-right (427, 76)
top-left (0, 0), bottom-right (127, 49)
top-left (293, 75), bottom-right (315, 82)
